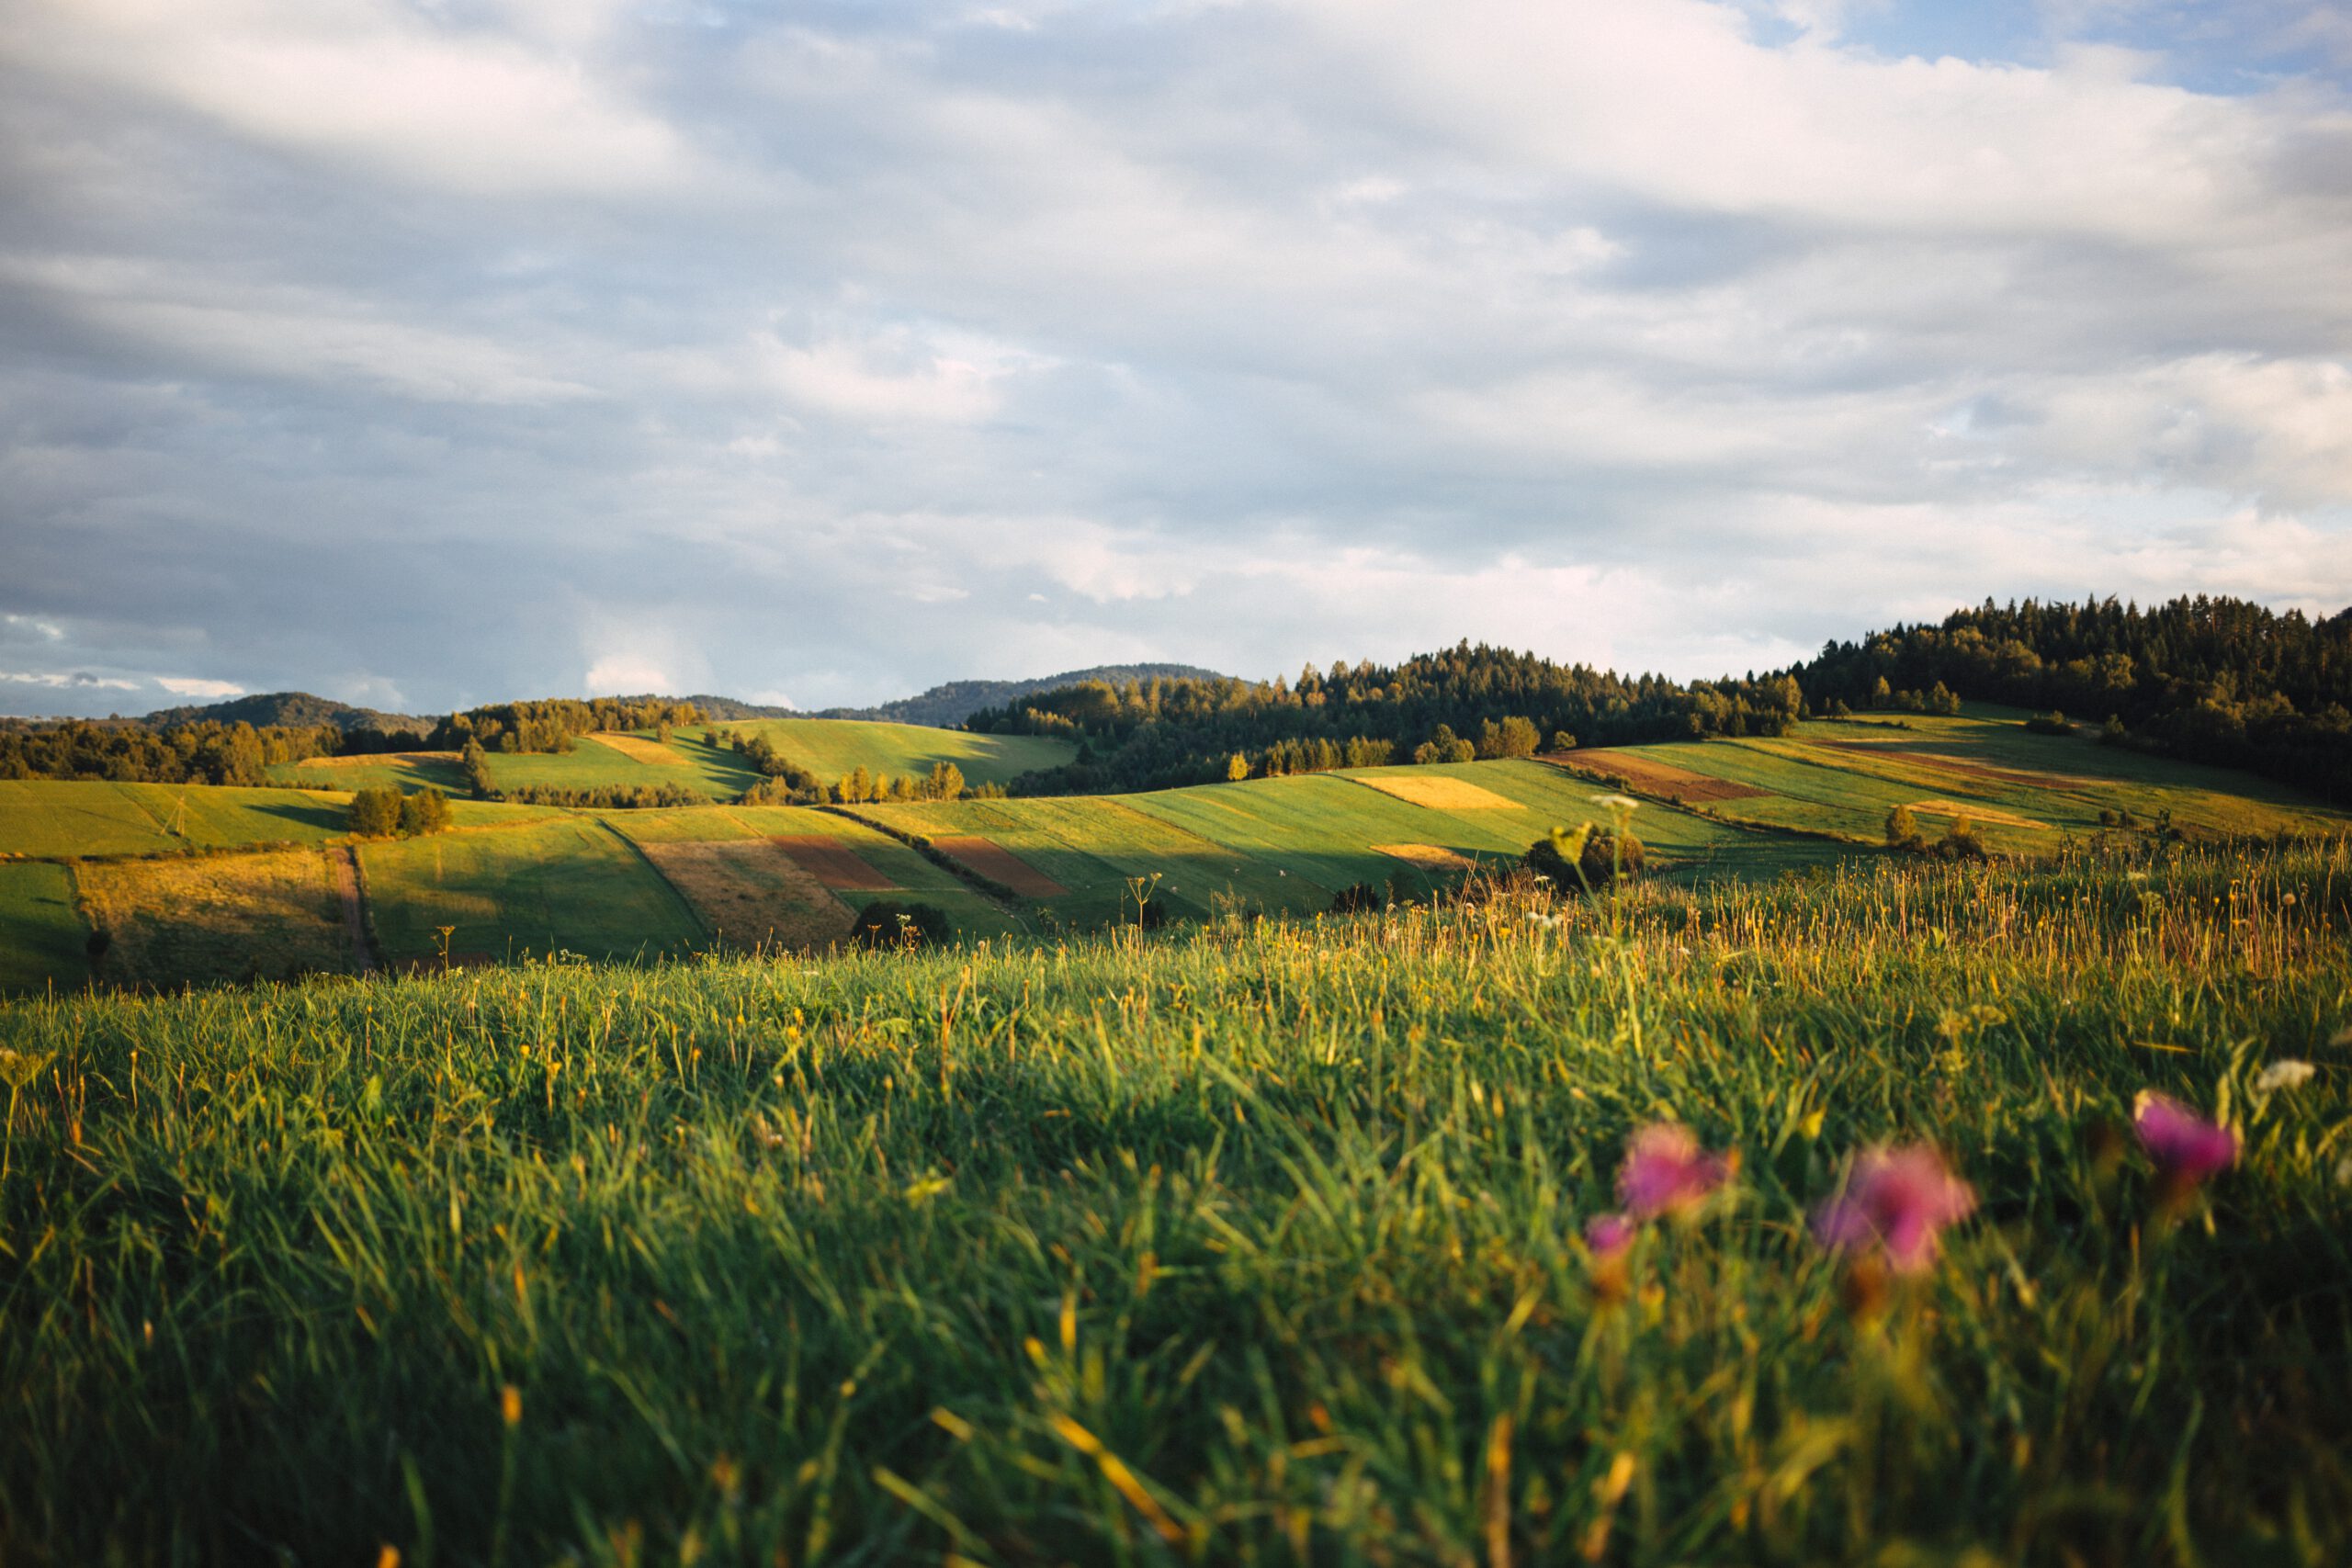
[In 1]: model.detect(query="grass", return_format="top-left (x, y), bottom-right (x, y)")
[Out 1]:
top-left (358, 818), bottom-right (706, 966)
top-left (0, 840), bottom-right (2346, 1562)
top-left (0, 780), bottom-right (353, 858)
top-left (0, 780), bottom-right (555, 861)
top-left (75, 847), bottom-right (356, 988)
top-left (1554, 711), bottom-right (2350, 852)
top-left (0, 863), bottom-right (87, 996)
top-left (269, 752), bottom-right (469, 794)
top-left (478, 731), bottom-right (763, 799)
top-left (718, 716), bottom-right (1076, 789)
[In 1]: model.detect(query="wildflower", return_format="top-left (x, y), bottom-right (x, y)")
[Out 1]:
top-left (2134, 1092), bottom-right (2235, 1179)
top-left (2254, 1059), bottom-right (2315, 1094)
top-left (2133, 1091), bottom-right (2236, 1204)
top-left (1813, 1144), bottom-right (1977, 1274)
top-left (1583, 1213), bottom-right (1636, 1258)
top-left (1617, 1122), bottom-right (1734, 1220)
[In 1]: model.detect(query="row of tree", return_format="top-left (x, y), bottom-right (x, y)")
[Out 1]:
top-left (0, 718), bottom-right (341, 785)
top-left (966, 643), bottom-right (1803, 795)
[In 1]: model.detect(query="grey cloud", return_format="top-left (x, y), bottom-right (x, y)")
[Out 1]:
top-left (0, 0), bottom-right (2347, 718)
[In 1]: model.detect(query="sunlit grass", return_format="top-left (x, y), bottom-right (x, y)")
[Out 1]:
top-left (0, 837), bottom-right (2346, 1562)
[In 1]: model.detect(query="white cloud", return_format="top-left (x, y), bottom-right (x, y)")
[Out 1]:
top-left (154, 675), bottom-right (243, 697)
top-left (0, 0), bottom-right (695, 195)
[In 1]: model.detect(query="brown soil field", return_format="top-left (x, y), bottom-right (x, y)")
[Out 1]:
top-left (294, 750), bottom-right (459, 769)
top-left (588, 733), bottom-right (689, 765)
top-left (1550, 750), bottom-right (1768, 802)
top-left (772, 836), bottom-right (895, 890)
top-left (1373, 842), bottom-right (1476, 872)
top-left (78, 848), bottom-right (354, 987)
top-left (929, 836), bottom-right (1069, 897)
top-left (639, 840), bottom-right (850, 949)
top-left (1354, 776), bottom-right (1526, 810)
top-left (1807, 740), bottom-right (2096, 791)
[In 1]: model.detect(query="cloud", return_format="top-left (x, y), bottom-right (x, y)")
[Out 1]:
top-left (0, 0), bottom-right (2346, 714)
top-left (0, 670), bottom-right (139, 690)
top-left (153, 675), bottom-right (243, 698)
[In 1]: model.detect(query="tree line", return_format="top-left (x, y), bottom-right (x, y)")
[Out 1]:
top-left (965, 644), bottom-right (1802, 795)
top-left (0, 718), bottom-right (340, 785)
top-left (1798, 595), bottom-right (2352, 802)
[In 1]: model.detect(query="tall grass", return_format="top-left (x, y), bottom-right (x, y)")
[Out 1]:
top-left (1, 840), bottom-right (2347, 1563)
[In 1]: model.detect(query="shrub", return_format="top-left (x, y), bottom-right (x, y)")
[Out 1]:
top-left (398, 788), bottom-right (452, 836)
top-left (2025, 710), bottom-right (2076, 736)
top-left (1525, 826), bottom-right (1643, 891)
top-left (1331, 882), bottom-right (1386, 914)
top-left (347, 788), bottom-right (401, 838)
top-left (1885, 805), bottom-right (1925, 853)
top-left (1933, 816), bottom-right (1989, 861)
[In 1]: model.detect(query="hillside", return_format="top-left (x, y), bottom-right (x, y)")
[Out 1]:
top-left (820, 662), bottom-right (1230, 728)
top-left (6, 704), bottom-right (2344, 992)
top-left (139, 690), bottom-right (429, 734)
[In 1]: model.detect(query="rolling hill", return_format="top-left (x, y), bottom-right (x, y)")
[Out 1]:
top-left (6, 703), bottom-right (2343, 993)
top-left (819, 662), bottom-right (1230, 728)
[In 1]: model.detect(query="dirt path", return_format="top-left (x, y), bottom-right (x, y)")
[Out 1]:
top-left (331, 845), bottom-right (377, 976)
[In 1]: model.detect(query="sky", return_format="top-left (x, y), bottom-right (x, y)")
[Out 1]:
top-left (1, 0), bottom-right (2348, 718)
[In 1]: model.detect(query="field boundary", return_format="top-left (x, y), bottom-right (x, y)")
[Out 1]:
top-left (820, 807), bottom-right (1029, 918)
top-left (597, 818), bottom-right (720, 945)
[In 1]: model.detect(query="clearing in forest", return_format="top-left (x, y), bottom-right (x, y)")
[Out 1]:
top-left (1351, 774), bottom-right (1525, 810)
top-left (928, 836), bottom-right (1069, 897)
top-left (637, 840), bottom-right (851, 949)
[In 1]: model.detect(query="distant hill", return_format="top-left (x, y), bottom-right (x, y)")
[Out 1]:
top-left (141, 691), bottom-right (429, 735)
top-left (821, 664), bottom-right (1231, 728)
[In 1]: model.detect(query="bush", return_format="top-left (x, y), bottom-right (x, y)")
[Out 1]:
top-left (1331, 882), bottom-right (1386, 914)
top-left (1885, 805), bottom-right (1925, 853)
top-left (1932, 816), bottom-right (1989, 862)
top-left (2025, 710), bottom-right (2076, 736)
top-left (347, 788), bottom-right (401, 838)
top-left (1525, 826), bottom-right (1643, 891)
top-left (398, 788), bottom-right (452, 836)
top-left (846, 901), bottom-right (952, 950)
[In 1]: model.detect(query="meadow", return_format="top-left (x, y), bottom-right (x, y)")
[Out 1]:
top-left (0, 840), bottom-right (2344, 1563)
top-left (716, 717), bottom-right (1074, 789)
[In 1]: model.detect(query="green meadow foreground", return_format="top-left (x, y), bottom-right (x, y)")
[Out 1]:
top-left (1, 843), bottom-right (2346, 1562)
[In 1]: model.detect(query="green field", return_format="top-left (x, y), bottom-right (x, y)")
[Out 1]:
top-left (0, 862), bottom-right (86, 994)
top-left (2, 842), bottom-right (2345, 1561)
top-left (358, 817), bottom-right (705, 966)
top-left (1555, 709), bottom-right (2350, 849)
top-left (269, 751), bottom-right (469, 794)
top-left (0, 779), bottom-right (353, 857)
top-left (718, 716), bottom-right (1075, 788)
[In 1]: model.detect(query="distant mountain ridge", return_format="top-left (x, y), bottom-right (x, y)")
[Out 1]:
top-left (820, 664), bottom-right (1232, 728)
top-left (141, 691), bottom-right (429, 734)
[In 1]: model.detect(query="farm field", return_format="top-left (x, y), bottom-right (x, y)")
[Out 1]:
top-left (272, 750), bottom-right (469, 794)
top-left (358, 817), bottom-right (704, 967)
top-left (1554, 709), bottom-right (2351, 848)
top-left (76, 847), bottom-right (356, 987)
top-left (0, 862), bottom-right (85, 994)
top-left (605, 807), bottom-right (1023, 940)
top-left (717, 716), bottom-right (1075, 788)
top-left (1, 843), bottom-right (2345, 1562)
top-left (0, 779), bottom-right (353, 857)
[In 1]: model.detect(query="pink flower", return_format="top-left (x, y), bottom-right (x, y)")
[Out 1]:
top-left (1616, 1122), bottom-right (1733, 1219)
top-left (1583, 1213), bottom-right (1636, 1258)
top-left (1813, 1144), bottom-right (1977, 1274)
top-left (2133, 1092), bottom-right (2236, 1186)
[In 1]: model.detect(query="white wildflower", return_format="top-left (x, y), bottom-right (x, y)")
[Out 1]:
top-left (2255, 1059), bottom-right (2316, 1093)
